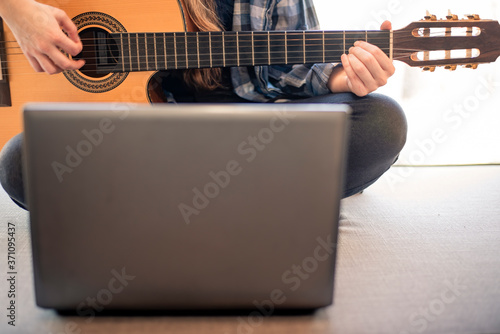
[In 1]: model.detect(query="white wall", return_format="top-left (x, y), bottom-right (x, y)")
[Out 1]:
top-left (315, 0), bottom-right (500, 165)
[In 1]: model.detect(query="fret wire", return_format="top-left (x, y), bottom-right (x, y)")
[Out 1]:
top-left (390, 30), bottom-right (393, 60)
top-left (154, 33), bottom-right (158, 70)
top-left (128, 34), bottom-right (132, 71)
top-left (223, 32), bottom-right (226, 67)
top-left (303, 31), bottom-right (305, 63)
top-left (285, 31), bottom-right (288, 64)
top-left (236, 31), bottom-right (240, 67)
top-left (209, 31), bottom-right (212, 68)
top-left (144, 33), bottom-right (149, 71)
top-left (196, 32), bottom-right (200, 69)
top-left (322, 31), bottom-right (325, 63)
top-left (174, 32), bottom-right (177, 69)
top-left (120, 34), bottom-right (125, 72)
top-left (163, 33), bottom-right (167, 70)
top-left (251, 31), bottom-right (255, 66)
top-left (185, 33), bottom-right (188, 69)
top-left (136, 34), bottom-right (140, 71)
top-left (365, 30), bottom-right (368, 43)
top-left (343, 31), bottom-right (346, 54)
top-left (267, 31), bottom-right (270, 65)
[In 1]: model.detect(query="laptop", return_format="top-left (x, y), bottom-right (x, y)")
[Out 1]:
top-left (22, 102), bottom-right (350, 312)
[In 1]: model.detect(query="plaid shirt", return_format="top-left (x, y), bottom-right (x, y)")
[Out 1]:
top-left (230, 0), bottom-right (335, 102)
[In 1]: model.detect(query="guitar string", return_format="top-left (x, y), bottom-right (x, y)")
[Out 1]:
top-left (0, 47), bottom-right (451, 67)
top-left (0, 53), bottom-right (456, 72)
top-left (0, 46), bottom-right (475, 61)
top-left (0, 35), bottom-right (434, 54)
top-left (0, 34), bottom-right (473, 54)
top-left (0, 44), bottom-right (477, 65)
top-left (0, 27), bottom-right (482, 65)
top-left (2, 48), bottom-right (473, 75)
top-left (0, 55), bottom-right (471, 77)
top-left (0, 32), bottom-right (481, 73)
top-left (0, 53), bottom-right (477, 77)
top-left (0, 38), bottom-right (472, 58)
top-left (0, 27), bottom-right (481, 45)
top-left (0, 43), bottom-right (476, 60)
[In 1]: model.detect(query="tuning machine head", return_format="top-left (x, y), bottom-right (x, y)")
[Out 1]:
top-left (463, 63), bottom-right (479, 69)
top-left (424, 10), bottom-right (437, 21)
top-left (466, 14), bottom-right (481, 20)
top-left (444, 65), bottom-right (458, 71)
top-left (446, 10), bottom-right (459, 21)
top-left (422, 66), bottom-right (436, 72)
top-left (422, 11), bottom-right (480, 21)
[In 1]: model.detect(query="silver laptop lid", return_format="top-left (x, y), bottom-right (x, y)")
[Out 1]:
top-left (23, 102), bottom-right (350, 311)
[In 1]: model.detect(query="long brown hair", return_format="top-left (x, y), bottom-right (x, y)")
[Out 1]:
top-left (182, 0), bottom-right (224, 91)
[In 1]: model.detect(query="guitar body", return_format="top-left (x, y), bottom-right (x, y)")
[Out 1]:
top-left (1, 0), bottom-right (187, 147)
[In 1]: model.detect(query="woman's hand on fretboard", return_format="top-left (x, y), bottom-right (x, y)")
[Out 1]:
top-left (328, 21), bottom-right (395, 97)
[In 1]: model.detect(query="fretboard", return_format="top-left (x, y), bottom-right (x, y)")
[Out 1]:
top-left (104, 30), bottom-right (391, 72)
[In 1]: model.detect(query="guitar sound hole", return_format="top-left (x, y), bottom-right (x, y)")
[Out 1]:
top-left (74, 27), bottom-right (119, 78)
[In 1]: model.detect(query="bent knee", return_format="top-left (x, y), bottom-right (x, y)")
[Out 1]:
top-left (0, 133), bottom-right (25, 199)
top-left (355, 93), bottom-right (408, 155)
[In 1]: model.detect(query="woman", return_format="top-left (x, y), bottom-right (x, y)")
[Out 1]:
top-left (0, 0), bottom-right (407, 209)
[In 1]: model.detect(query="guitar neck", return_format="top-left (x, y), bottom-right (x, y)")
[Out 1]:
top-left (104, 30), bottom-right (391, 72)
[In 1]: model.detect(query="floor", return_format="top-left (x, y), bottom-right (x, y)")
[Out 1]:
top-left (1, 166), bottom-right (499, 334)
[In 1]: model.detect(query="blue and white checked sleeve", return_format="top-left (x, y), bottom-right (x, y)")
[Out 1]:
top-left (231, 0), bottom-right (337, 101)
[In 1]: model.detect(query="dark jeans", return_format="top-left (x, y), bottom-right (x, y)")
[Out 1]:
top-left (0, 92), bottom-right (407, 210)
top-left (294, 93), bottom-right (407, 198)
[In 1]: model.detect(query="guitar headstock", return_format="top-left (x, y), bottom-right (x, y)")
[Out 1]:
top-left (393, 11), bottom-right (500, 71)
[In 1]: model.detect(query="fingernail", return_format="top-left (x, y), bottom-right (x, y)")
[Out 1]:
top-left (354, 41), bottom-right (360, 46)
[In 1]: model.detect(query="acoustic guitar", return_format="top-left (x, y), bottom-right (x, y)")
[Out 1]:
top-left (1, 0), bottom-right (499, 147)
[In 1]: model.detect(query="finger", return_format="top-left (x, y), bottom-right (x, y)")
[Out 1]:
top-left (35, 52), bottom-right (64, 74)
top-left (54, 30), bottom-right (82, 57)
top-left (47, 48), bottom-right (85, 71)
top-left (380, 20), bottom-right (392, 30)
top-left (353, 41), bottom-right (395, 74)
top-left (26, 54), bottom-right (44, 73)
top-left (347, 53), bottom-right (379, 92)
top-left (54, 10), bottom-right (82, 56)
top-left (349, 46), bottom-right (385, 83)
top-left (341, 53), bottom-right (368, 96)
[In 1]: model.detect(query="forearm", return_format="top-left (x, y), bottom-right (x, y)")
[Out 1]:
top-left (0, 0), bottom-right (34, 21)
top-left (268, 63), bottom-right (336, 98)
top-left (327, 65), bottom-right (350, 93)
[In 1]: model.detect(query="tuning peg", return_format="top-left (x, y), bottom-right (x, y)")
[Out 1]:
top-left (446, 10), bottom-right (458, 20)
top-left (422, 66), bottom-right (436, 72)
top-left (424, 10), bottom-right (437, 21)
top-left (444, 65), bottom-right (458, 71)
top-left (463, 63), bottom-right (479, 69)
top-left (466, 14), bottom-right (480, 20)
